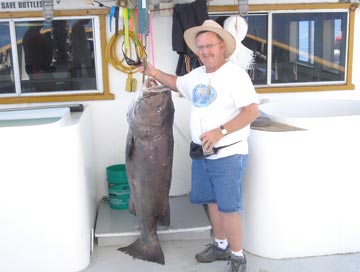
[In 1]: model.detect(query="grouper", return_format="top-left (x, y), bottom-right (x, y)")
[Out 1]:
top-left (118, 78), bottom-right (175, 265)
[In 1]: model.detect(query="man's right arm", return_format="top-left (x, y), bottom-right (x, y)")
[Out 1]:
top-left (140, 62), bottom-right (179, 92)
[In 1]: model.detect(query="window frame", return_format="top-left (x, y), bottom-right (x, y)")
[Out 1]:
top-left (209, 2), bottom-right (358, 93)
top-left (0, 9), bottom-right (114, 104)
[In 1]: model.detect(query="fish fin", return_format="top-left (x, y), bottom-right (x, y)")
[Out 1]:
top-left (158, 202), bottom-right (170, 226)
top-left (118, 237), bottom-right (165, 265)
top-left (127, 196), bottom-right (136, 215)
top-left (125, 132), bottom-right (135, 160)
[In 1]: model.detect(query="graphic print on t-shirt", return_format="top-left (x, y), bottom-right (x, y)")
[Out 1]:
top-left (192, 84), bottom-right (217, 107)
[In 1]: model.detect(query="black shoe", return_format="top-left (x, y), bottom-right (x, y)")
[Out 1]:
top-left (228, 253), bottom-right (247, 272)
top-left (195, 242), bottom-right (231, 263)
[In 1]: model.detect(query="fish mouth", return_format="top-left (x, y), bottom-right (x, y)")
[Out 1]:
top-left (144, 86), bottom-right (169, 93)
top-left (142, 78), bottom-right (169, 94)
top-left (144, 78), bottom-right (158, 88)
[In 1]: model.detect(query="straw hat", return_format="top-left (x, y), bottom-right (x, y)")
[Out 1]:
top-left (184, 20), bottom-right (236, 59)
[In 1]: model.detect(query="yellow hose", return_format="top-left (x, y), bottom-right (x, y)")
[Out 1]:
top-left (105, 30), bottom-right (146, 74)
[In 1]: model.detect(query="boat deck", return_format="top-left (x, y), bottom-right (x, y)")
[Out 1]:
top-left (88, 195), bottom-right (360, 272)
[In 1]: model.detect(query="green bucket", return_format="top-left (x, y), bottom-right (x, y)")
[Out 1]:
top-left (108, 185), bottom-right (130, 210)
top-left (106, 164), bottom-right (128, 185)
top-left (106, 164), bottom-right (130, 210)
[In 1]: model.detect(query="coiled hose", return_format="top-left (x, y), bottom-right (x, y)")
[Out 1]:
top-left (105, 30), bottom-right (146, 74)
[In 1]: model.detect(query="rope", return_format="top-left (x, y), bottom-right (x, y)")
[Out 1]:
top-left (105, 30), bottom-right (146, 74)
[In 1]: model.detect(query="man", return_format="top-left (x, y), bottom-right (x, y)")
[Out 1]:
top-left (140, 20), bottom-right (259, 272)
top-left (70, 19), bottom-right (93, 77)
top-left (22, 21), bottom-right (53, 80)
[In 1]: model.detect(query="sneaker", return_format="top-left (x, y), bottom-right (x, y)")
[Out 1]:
top-left (195, 242), bottom-right (231, 263)
top-left (228, 253), bottom-right (247, 272)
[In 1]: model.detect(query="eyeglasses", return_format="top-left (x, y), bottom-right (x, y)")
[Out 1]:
top-left (196, 42), bottom-right (222, 52)
top-left (122, 42), bottom-right (146, 66)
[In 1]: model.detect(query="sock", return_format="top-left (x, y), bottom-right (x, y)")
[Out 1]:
top-left (231, 249), bottom-right (244, 257)
top-left (215, 238), bottom-right (228, 250)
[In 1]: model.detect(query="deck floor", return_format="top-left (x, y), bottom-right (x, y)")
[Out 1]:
top-left (84, 240), bottom-right (360, 272)
top-left (89, 195), bottom-right (360, 272)
top-left (95, 195), bottom-right (211, 246)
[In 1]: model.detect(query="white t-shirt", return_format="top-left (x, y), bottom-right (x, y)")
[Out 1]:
top-left (176, 61), bottom-right (259, 159)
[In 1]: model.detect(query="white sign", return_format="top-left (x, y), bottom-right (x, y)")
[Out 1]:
top-left (0, 1), bottom-right (43, 10)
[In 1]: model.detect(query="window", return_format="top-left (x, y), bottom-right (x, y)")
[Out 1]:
top-left (272, 12), bottom-right (347, 85)
top-left (209, 2), bottom-right (357, 93)
top-left (0, 9), bottom-right (113, 104)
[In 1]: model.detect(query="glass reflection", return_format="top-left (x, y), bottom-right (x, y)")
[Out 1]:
top-left (0, 22), bottom-right (15, 94)
top-left (243, 14), bottom-right (268, 85)
top-left (22, 21), bottom-right (54, 80)
top-left (272, 13), bottom-right (347, 84)
top-left (15, 18), bottom-right (96, 93)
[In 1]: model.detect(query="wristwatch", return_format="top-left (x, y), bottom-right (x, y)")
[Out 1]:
top-left (220, 125), bottom-right (228, 136)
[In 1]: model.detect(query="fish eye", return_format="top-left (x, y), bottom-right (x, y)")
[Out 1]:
top-left (157, 107), bottom-right (162, 114)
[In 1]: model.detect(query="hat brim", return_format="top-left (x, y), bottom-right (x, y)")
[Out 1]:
top-left (184, 25), bottom-right (236, 59)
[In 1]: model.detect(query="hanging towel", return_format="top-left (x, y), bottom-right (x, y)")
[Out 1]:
top-left (172, 0), bottom-right (208, 76)
top-left (223, 15), bottom-right (254, 71)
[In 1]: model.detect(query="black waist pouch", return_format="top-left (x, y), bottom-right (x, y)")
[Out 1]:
top-left (189, 141), bottom-right (241, 160)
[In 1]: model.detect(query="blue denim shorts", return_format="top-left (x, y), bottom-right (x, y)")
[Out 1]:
top-left (190, 154), bottom-right (248, 213)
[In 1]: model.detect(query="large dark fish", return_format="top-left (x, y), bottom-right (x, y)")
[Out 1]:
top-left (118, 78), bottom-right (175, 265)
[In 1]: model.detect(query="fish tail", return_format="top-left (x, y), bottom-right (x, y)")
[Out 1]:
top-left (118, 236), bottom-right (165, 265)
